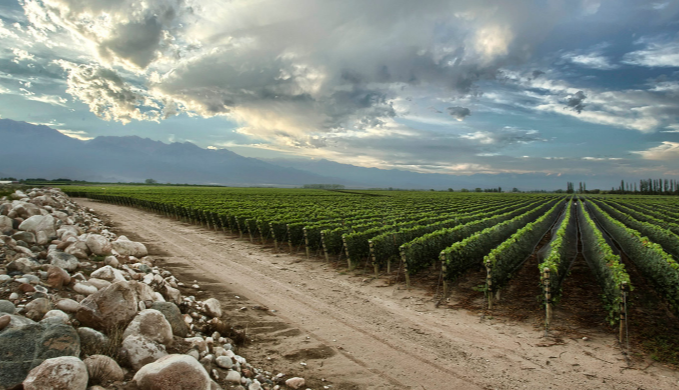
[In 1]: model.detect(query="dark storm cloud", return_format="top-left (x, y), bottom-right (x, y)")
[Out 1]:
top-left (446, 106), bottom-right (471, 121)
top-left (566, 90), bottom-right (586, 114)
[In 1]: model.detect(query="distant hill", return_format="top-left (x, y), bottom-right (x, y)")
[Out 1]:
top-left (0, 119), bottom-right (333, 186)
top-left (0, 118), bottom-right (606, 190)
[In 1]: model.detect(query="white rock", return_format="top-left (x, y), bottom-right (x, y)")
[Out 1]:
top-left (133, 354), bottom-right (211, 390)
top-left (22, 356), bottom-right (88, 390)
top-left (111, 238), bottom-right (148, 257)
top-left (123, 309), bottom-right (173, 346)
top-left (285, 377), bottom-right (306, 389)
top-left (87, 278), bottom-right (112, 290)
top-left (203, 298), bottom-right (222, 318)
top-left (41, 309), bottom-right (70, 324)
top-left (56, 298), bottom-right (80, 313)
top-left (121, 334), bottom-right (168, 371)
top-left (85, 234), bottom-right (112, 256)
top-left (215, 356), bottom-right (233, 369)
top-left (90, 265), bottom-right (126, 283)
top-left (73, 282), bottom-right (99, 296)
top-left (224, 370), bottom-right (241, 384)
top-left (18, 215), bottom-right (57, 244)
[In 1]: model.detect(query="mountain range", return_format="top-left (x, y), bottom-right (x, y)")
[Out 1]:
top-left (1, 118), bottom-right (595, 190)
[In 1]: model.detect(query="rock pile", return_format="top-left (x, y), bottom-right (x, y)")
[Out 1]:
top-left (0, 188), bottom-right (307, 390)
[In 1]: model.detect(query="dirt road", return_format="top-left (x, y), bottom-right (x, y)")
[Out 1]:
top-left (75, 199), bottom-right (679, 390)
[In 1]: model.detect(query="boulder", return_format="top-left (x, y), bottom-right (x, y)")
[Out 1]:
top-left (0, 322), bottom-right (80, 389)
top-left (56, 299), bottom-right (80, 313)
top-left (77, 327), bottom-right (109, 352)
top-left (12, 231), bottom-right (36, 245)
top-left (89, 265), bottom-right (126, 283)
top-left (88, 278), bottom-right (112, 290)
top-left (0, 215), bottom-right (13, 234)
top-left (7, 257), bottom-right (40, 274)
top-left (47, 265), bottom-right (72, 289)
top-left (83, 355), bottom-right (124, 384)
top-left (76, 280), bottom-right (153, 331)
top-left (22, 356), bottom-right (88, 390)
top-left (123, 309), bottom-right (173, 346)
top-left (41, 310), bottom-right (70, 324)
top-left (86, 234), bottom-right (112, 256)
top-left (285, 377), bottom-right (306, 389)
top-left (19, 215), bottom-right (57, 244)
top-left (0, 300), bottom-right (16, 315)
top-left (121, 334), bottom-right (167, 370)
top-left (150, 302), bottom-right (189, 337)
top-left (57, 225), bottom-right (80, 241)
top-left (73, 282), bottom-right (98, 296)
top-left (0, 314), bottom-right (35, 331)
top-left (0, 315), bottom-right (9, 331)
top-left (65, 241), bottom-right (90, 260)
top-left (12, 202), bottom-right (42, 219)
top-left (133, 354), bottom-right (211, 390)
top-left (25, 298), bottom-right (53, 321)
top-left (48, 251), bottom-right (79, 272)
top-left (203, 298), bottom-right (222, 318)
top-left (111, 238), bottom-right (148, 257)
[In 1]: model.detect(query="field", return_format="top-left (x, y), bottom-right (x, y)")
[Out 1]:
top-left (63, 186), bottom-right (679, 364)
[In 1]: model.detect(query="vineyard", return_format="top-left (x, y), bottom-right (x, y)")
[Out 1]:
top-left (62, 186), bottom-right (679, 362)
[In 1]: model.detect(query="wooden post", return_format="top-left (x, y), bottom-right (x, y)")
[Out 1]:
top-left (401, 250), bottom-right (410, 289)
top-left (485, 260), bottom-right (493, 310)
top-left (369, 241), bottom-right (378, 275)
top-left (619, 282), bottom-right (628, 345)
top-left (287, 225), bottom-right (293, 253)
top-left (303, 228), bottom-right (310, 259)
top-left (321, 232), bottom-right (329, 262)
top-left (543, 267), bottom-right (551, 329)
top-left (441, 253), bottom-right (448, 298)
top-left (270, 223), bottom-right (278, 252)
top-left (342, 236), bottom-right (352, 269)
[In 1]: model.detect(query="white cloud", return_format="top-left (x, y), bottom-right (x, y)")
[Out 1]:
top-left (563, 51), bottom-right (617, 70)
top-left (12, 48), bottom-right (35, 63)
top-left (623, 38), bottom-right (679, 68)
top-left (633, 142), bottom-right (679, 160)
top-left (57, 129), bottom-right (93, 140)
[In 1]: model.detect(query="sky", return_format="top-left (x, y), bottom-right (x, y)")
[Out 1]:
top-left (1, 0), bottom-right (679, 185)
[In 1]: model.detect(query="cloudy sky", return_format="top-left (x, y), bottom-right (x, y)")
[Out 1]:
top-left (1, 0), bottom-right (679, 185)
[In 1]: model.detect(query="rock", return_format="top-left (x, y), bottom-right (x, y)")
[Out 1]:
top-left (47, 265), bottom-right (72, 289)
top-left (1, 314), bottom-right (35, 330)
top-left (22, 274), bottom-right (40, 284)
top-left (57, 225), bottom-right (80, 241)
top-left (111, 238), bottom-right (148, 258)
top-left (248, 380), bottom-right (263, 390)
top-left (161, 285), bottom-right (182, 305)
top-left (73, 282), bottom-right (99, 296)
top-left (85, 234), bottom-right (112, 256)
top-left (25, 298), bottom-right (53, 321)
top-left (83, 355), bottom-right (124, 384)
top-left (48, 251), bottom-right (79, 272)
top-left (121, 334), bottom-right (168, 371)
top-left (90, 265), bottom-right (126, 283)
top-left (0, 300), bottom-right (16, 314)
top-left (12, 202), bottom-right (42, 219)
top-left (0, 315), bottom-right (10, 331)
top-left (8, 257), bottom-right (40, 274)
top-left (203, 298), bottom-right (222, 318)
top-left (19, 215), bottom-right (57, 244)
top-left (133, 354), bottom-right (212, 390)
top-left (12, 231), bottom-right (36, 244)
top-left (65, 241), bottom-right (90, 260)
top-left (103, 256), bottom-right (120, 268)
top-left (77, 327), bottom-right (109, 352)
top-left (0, 322), bottom-right (80, 389)
top-left (284, 377), bottom-right (306, 389)
top-left (18, 282), bottom-right (36, 293)
top-left (0, 215), bottom-right (13, 235)
top-left (215, 356), bottom-right (233, 369)
top-left (88, 278), bottom-right (111, 290)
top-left (0, 274), bottom-right (12, 283)
top-left (150, 302), bottom-right (189, 337)
top-left (225, 370), bottom-right (241, 384)
top-left (41, 310), bottom-right (70, 324)
top-left (123, 309), bottom-right (173, 346)
top-left (76, 280), bottom-right (154, 331)
top-left (22, 356), bottom-right (88, 390)
top-left (56, 298), bottom-right (80, 313)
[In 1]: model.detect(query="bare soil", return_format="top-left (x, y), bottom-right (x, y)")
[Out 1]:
top-left (75, 199), bottom-right (679, 390)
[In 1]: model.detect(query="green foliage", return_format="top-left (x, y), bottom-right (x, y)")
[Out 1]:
top-left (538, 197), bottom-right (575, 296)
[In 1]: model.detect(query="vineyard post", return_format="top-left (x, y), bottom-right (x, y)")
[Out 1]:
top-left (270, 223), bottom-right (278, 252)
top-left (485, 260), bottom-right (493, 310)
top-left (441, 253), bottom-right (448, 298)
top-left (342, 235), bottom-right (352, 269)
top-left (236, 219), bottom-right (243, 239)
top-left (543, 267), bottom-right (551, 329)
top-left (400, 250), bottom-right (410, 289)
top-left (369, 241), bottom-right (378, 275)
top-left (287, 225), bottom-right (293, 253)
top-left (321, 232), bottom-right (329, 262)
top-left (619, 282), bottom-right (628, 345)
top-left (303, 228), bottom-right (310, 259)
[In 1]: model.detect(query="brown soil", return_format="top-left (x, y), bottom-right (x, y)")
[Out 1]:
top-left (75, 199), bottom-right (679, 390)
